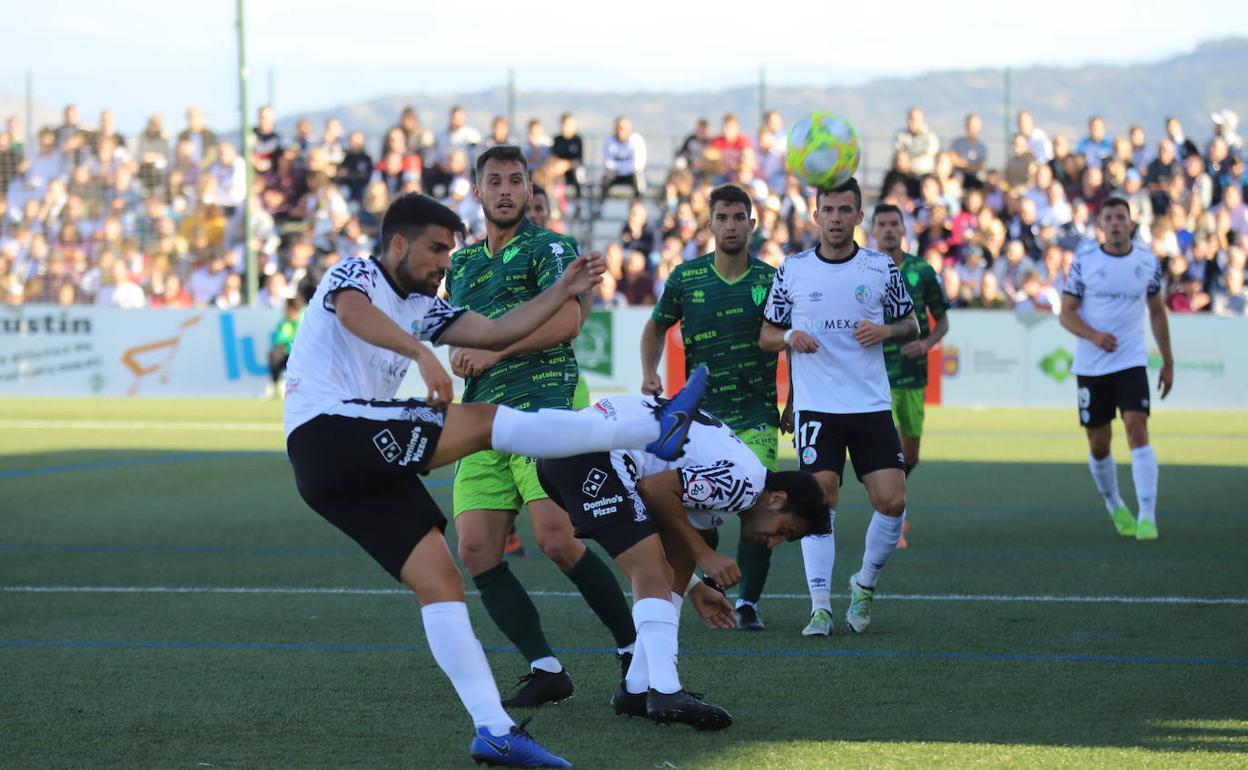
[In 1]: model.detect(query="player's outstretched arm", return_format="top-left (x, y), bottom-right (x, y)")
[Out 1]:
top-left (1147, 293), bottom-right (1174, 398)
top-left (439, 253), bottom-right (604, 352)
top-left (449, 298), bottom-right (582, 378)
top-left (1059, 294), bottom-right (1117, 352)
top-left (639, 318), bottom-right (667, 394)
top-left (638, 471), bottom-right (741, 589)
top-left (334, 289), bottom-right (454, 405)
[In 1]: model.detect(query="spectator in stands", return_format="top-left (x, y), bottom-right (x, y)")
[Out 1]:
top-left (214, 272), bottom-right (244, 309)
top-left (209, 142), bottom-right (246, 214)
top-left (1146, 139), bottom-right (1182, 217)
top-left (896, 107), bottom-right (940, 176)
top-left (177, 106), bottom-right (218, 170)
top-left (435, 105), bottom-right (481, 171)
top-left (1017, 110), bottom-right (1053, 164)
top-left (56, 104), bottom-right (82, 150)
top-left (1214, 265), bottom-right (1247, 316)
top-left (676, 117), bottom-right (710, 181)
top-left (620, 199), bottom-right (658, 258)
top-left (337, 130), bottom-right (373, 203)
top-left (600, 116), bottom-right (647, 203)
top-left (524, 118), bottom-right (552, 169)
top-left (1012, 268), bottom-right (1060, 315)
top-left (423, 147), bottom-right (470, 201)
top-left (487, 115), bottom-right (513, 148)
top-left (882, 150), bottom-right (919, 201)
top-left (707, 113), bottom-right (752, 184)
top-left (26, 128), bottom-right (62, 190)
top-left (135, 115), bottom-right (169, 192)
top-left (1164, 116), bottom-right (1200, 159)
top-left (320, 118), bottom-right (346, 166)
top-left (949, 112), bottom-right (987, 187)
top-left (940, 266), bottom-right (968, 309)
top-left (397, 106), bottom-right (436, 162)
top-left (758, 111), bottom-right (787, 190)
top-left (1004, 133), bottom-right (1037, 189)
top-left (1213, 183), bottom-right (1248, 236)
top-left (995, 239), bottom-right (1037, 295)
top-left (254, 105), bottom-right (282, 174)
top-left (1183, 152), bottom-right (1214, 212)
top-left (0, 130), bottom-right (24, 196)
top-left (1077, 165), bottom-right (1107, 215)
top-left (149, 273), bottom-right (192, 308)
top-left (1129, 124), bottom-right (1154, 170)
top-left (550, 112), bottom-right (585, 200)
top-left (1076, 116), bottom-right (1113, 168)
top-left (1210, 109), bottom-right (1242, 154)
top-left (618, 248), bottom-right (656, 305)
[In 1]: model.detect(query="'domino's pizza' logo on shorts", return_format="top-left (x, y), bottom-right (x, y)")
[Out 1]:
top-left (582, 468), bottom-right (608, 498)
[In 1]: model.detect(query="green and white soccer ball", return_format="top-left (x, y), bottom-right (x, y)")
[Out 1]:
top-left (786, 113), bottom-right (860, 188)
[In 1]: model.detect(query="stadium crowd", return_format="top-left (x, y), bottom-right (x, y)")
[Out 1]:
top-left (1, 103), bottom-right (1245, 316)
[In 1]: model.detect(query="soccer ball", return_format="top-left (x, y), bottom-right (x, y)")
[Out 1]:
top-left (786, 113), bottom-right (860, 188)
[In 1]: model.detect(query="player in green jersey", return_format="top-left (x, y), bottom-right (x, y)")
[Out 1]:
top-left (640, 183), bottom-right (782, 631)
top-left (873, 203), bottom-right (950, 548)
top-left (446, 146), bottom-right (636, 709)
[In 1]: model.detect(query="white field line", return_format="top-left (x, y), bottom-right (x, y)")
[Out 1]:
top-left (0, 419), bottom-right (280, 432)
top-left (3, 585), bottom-right (1245, 605)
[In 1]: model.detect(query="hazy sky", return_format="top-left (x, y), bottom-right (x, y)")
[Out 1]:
top-left (3, 0), bottom-right (1246, 133)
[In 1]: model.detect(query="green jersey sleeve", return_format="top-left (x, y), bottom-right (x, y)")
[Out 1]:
top-left (922, 264), bottom-right (950, 319)
top-left (650, 266), bottom-right (684, 329)
top-left (533, 234), bottom-right (579, 292)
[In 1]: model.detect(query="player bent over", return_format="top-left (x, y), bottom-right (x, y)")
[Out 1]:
top-left (535, 392), bottom-right (828, 730)
top-left (283, 193), bottom-right (707, 768)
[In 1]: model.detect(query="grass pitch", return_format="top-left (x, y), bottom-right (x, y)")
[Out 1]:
top-left (1, 399), bottom-right (1246, 769)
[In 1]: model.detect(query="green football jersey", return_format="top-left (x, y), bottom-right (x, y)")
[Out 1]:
top-left (884, 252), bottom-right (949, 389)
top-left (651, 253), bottom-right (779, 432)
top-left (446, 218), bottom-right (581, 411)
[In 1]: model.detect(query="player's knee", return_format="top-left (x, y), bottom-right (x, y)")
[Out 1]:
top-left (457, 536), bottom-right (501, 575)
top-left (880, 492), bottom-right (907, 518)
top-left (1125, 421), bottom-right (1149, 448)
top-left (535, 528), bottom-right (583, 570)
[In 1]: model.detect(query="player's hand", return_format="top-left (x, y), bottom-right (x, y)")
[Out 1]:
top-left (1092, 330), bottom-right (1118, 352)
top-left (787, 330), bottom-right (820, 353)
top-left (416, 354), bottom-right (454, 408)
top-left (900, 339), bottom-right (928, 359)
top-left (687, 582), bottom-right (735, 630)
top-left (641, 372), bottom-right (664, 395)
top-left (558, 251), bottom-right (606, 296)
top-left (853, 321), bottom-right (891, 347)
top-left (696, 550), bottom-right (740, 590)
top-left (1158, 360), bottom-right (1174, 399)
top-left (451, 348), bottom-right (500, 379)
top-left (780, 401), bottom-right (794, 434)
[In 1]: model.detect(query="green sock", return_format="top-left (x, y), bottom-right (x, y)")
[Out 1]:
top-left (736, 537), bottom-right (773, 606)
top-left (472, 562), bottom-right (554, 664)
top-left (563, 548), bottom-right (636, 649)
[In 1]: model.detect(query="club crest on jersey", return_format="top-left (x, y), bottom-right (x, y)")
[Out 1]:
top-left (501, 245), bottom-right (520, 263)
top-left (854, 285), bottom-right (872, 305)
top-left (685, 476), bottom-right (714, 503)
top-left (549, 242), bottom-right (565, 256)
top-left (751, 285), bottom-right (767, 305)
top-left (801, 446), bottom-right (818, 466)
top-left (582, 468), bottom-right (609, 498)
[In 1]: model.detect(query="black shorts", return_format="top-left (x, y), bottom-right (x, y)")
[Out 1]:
top-left (796, 409), bottom-right (905, 482)
top-left (1076, 366), bottom-right (1151, 428)
top-left (535, 452), bottom-right (656, 559)
top-left (286, 399), bottom-right (449, 580)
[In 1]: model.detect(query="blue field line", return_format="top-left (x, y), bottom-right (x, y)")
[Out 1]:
top-left (0, 638), bottom-right (1243, 667)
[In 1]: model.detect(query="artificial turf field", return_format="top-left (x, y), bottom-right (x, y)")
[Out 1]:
top-left (2, 398), bottom-right (1246, 769)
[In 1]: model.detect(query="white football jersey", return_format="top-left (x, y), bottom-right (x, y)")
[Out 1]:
top-left (1064, 243), bottom-right (1162, 376)
top-left (764, 245), bottom-right (914, 414)
top-left (593, 395), bottom-right (768, 531)
top-left (283, 257), bottom-right (467, 437)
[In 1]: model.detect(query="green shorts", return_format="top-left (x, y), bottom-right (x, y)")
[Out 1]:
top-left (453, 375), bottom-right (587, 517)
top-left (453, 450), bottom-right (548, 517)
top-left (891, 387), bottom-right (926, 439)
top-left (737, 425), bottom-right (778, 471)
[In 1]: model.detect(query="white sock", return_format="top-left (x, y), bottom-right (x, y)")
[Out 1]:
top-left (421, 602), bottom-right (514, 736)
top-left (669, 590), bottom-right (684, 616)
top-left (633, 597), bottom-right (681, 694)
top-left (624, 634), bottom-right (649, 694)
top-left (490, 404), bottom-right (656, 456)
top-left (801, 512), bottom-right (836, 612)
top-left (617, 643), bottom-right (635, 656)
top-left (1088, 452), bottom-right (1126, 514)
top-left (1130, 445), bottom-right (1159, 524)
top-left (858, 510), bottom-right (905, 589)
top-left (530, 656), bottom-right (562, 674)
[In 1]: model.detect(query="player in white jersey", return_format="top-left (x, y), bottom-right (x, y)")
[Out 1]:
top-left (535, 395), bottom-right (828, 729)
top-left (283, 193), bottom-right (710, 769)
top-left (1059, 196), bottom-right (1173, 541)
top-left (759, 177), bottom-right (919, 637)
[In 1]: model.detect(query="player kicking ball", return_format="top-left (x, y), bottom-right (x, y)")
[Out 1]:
top-left (535, 390), bottom-right (829, 730)
top-left (1059, 197), bottom-right (1173, 540)
top-left (283, 193), bottom-right (709, 768)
